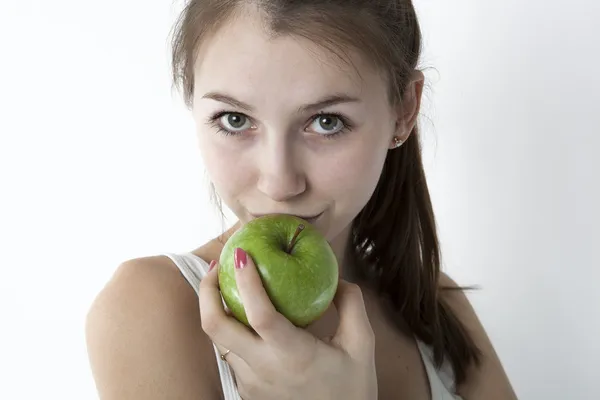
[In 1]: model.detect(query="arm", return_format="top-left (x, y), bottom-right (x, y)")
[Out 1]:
top-left (439, 273), bottom-right (518, 400)
top-left (85, 256), bottom-right (222, 400)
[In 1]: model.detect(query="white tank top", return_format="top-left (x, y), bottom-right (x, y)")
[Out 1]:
top-left (162, 252), bottom-right (463, 399)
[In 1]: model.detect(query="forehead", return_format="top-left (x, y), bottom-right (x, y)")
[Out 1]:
top-left (193, 11), bottom-right (387, 104)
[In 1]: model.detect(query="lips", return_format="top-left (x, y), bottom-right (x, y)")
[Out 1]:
top-left (298, 213), bottom-right (322, 223)
top-left (250, 211), bottom-right (324, 223)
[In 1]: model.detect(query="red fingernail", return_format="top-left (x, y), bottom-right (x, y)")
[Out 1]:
top-left (234, 248), bottom-right (247, 269)
top-left (209, 260), bottom-right (216, 271)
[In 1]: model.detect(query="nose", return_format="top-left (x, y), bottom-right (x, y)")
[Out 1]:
top-left (256, 139), bottom-right (306, 202)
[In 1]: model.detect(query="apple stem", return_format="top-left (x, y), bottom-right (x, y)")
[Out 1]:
top-left (287, 224), bottom-right (305, 253)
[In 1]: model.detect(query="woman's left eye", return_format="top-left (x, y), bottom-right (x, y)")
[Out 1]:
top-left (307, 114), bottom-right (347, 136)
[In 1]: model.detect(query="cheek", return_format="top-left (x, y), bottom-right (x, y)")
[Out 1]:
top-left (198, 132), bottom-right (252, 201)
top-left (316, 139), bottom-right (388, 211)
top-left (309, 141), bottom-right (387, 242)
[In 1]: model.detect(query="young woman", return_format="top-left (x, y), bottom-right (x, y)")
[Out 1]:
top-left (85, 1), bottom-right (517, 399)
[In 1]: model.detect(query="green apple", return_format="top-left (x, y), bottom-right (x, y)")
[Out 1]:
top-left (218, 214), bottom-right (339, 328)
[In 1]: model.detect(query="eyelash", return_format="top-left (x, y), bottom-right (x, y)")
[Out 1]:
top-left (207, 111), bottom-right (354, 139)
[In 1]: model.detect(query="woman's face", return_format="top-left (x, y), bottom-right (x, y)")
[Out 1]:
top-left (192, 12), bottom-right (405, 253)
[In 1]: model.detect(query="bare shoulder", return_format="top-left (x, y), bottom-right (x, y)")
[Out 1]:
top-left (438, 272), bottom-right (518, 399)
top-left (85, 254), bottom-right (222, 400)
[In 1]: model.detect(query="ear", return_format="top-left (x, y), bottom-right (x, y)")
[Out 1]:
top-left (390, 70), bottom-right (424, 147)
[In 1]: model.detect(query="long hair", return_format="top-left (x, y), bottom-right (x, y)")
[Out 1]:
top-left (170, 0), bottom-right (481, 385)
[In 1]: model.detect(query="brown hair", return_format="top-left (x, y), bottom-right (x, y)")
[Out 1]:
top-left (169, 0), bottom-right (481, 386)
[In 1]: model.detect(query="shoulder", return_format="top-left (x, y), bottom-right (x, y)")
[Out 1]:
top-left (438, 272), bottom-right (479, 323)
top-left (438, 272), bottom-right (518, 399)
top-left (85, 254), bottom-right (221, 399)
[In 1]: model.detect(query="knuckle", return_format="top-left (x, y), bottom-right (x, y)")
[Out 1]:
top-left (363, 327), bottom-right (376, 347)
top-left (248, 311), bottom-right (277, 332)
top-left (292, 342), bottom-right (319, 372)
top-left (200, 312), bottom-right (220, 337)
top-left (346, 282), bottom-right (365, 299)
top-left (358, 324), bottom-right (376, 353)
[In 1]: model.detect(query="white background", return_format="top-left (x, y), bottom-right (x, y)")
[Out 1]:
top-left (1, 0), bottom-right (598, 399)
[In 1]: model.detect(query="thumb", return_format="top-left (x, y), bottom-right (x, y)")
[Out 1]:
top-left (331, 280), bottom-right (375, 361)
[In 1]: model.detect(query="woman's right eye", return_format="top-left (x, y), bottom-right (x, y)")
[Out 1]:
top-left (217, 113), bottom-right (253, 133)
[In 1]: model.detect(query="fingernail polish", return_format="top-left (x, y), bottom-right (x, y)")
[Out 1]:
top-left (234, 248), bottom-right (247, 269)
top-left (209, 260), bottom-right (216, 271)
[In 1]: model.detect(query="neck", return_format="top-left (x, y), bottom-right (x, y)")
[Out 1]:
top-left (328, 224), bottom-right (359, 283)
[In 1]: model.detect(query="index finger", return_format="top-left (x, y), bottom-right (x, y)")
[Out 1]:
top-left (198, 261), bottom-right (261, 362)
top-left (233, 248), bottom-right (312, 350)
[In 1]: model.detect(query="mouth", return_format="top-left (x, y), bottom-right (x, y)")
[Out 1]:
top-left (250, 211), bottom-right (324, 224)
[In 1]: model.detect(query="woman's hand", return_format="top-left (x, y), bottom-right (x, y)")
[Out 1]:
top-left (198, 247), bottom-right (378, 400)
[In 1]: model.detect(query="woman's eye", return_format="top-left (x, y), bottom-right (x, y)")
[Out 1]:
top-left (219, 113), bottom-right (252, 132)
top-left (308, 114), bottom-right (345, 135)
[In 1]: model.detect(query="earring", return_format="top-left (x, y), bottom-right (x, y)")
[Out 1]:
top-left (392, 136), bottom-right (404, 149)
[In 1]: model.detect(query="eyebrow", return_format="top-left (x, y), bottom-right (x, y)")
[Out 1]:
top-left (201, 92), bottom-right (361, 114)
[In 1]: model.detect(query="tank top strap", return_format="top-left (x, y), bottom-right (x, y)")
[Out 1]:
top-left (416, 340), bottom-right (463, 399)
top-left (161, 252), bottom-right (210, 295)
top-left (161, 252), bottom-right (242, 400)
